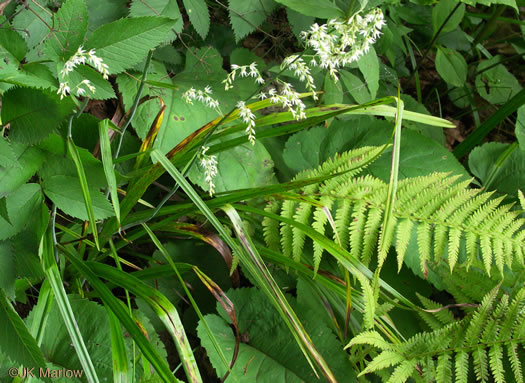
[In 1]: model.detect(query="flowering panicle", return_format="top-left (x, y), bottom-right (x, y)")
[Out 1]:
top-left (57, 45), bottom-right (109, 99)
top-left (60, 45), bottom-right (109, 79)
top-left (223, 62), bottom-right (265, 90)
top-left (182, 86), bottom-right (221, 113)
top-left (258, 82), bottom-right (307, 120)
top-left (236, 101), bottom-right (257, 145)
top-left (199, 146), bottom-right (218, 196)
top-left (281, 55), bottom-right (318, 100)
top-left (301, 8), bottom-right (385, 80)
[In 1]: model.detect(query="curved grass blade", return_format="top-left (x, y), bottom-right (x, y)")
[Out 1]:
top-left (59, 247), bottom-right (183, 383)
top-left (108, 310), bottom-right (130, 383)
top-left (150, 149), bottom-right (337, 382)
top-left (142, 223), bottom-right (229, 374)
top-left (99, 119), bottom-right (121, 225)
top-left (67, 137), bottom-right (100, 250)
top-left (378, 94), bottom-right (404, 268)
top-left (40, 226), bottom-right (100, 383)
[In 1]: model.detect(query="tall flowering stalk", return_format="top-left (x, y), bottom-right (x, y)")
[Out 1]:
top-left (199, 146), bottom-right (218, 196)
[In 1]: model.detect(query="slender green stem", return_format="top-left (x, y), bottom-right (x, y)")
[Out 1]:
top-left (114, 50), bottom-right (153, 160)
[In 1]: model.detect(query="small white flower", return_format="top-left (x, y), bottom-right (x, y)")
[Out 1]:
top-left (281, 55), bottom-right (318, 100)
top-left (182, 86), bottom-right (221, 114)
top-left (223, 62), bottom-right (265, 90)
top-left (237, 101), bottom-right (257, 145)
top-left (61, 45), bottom-right (109, 80)
top-left (199, 146), bottom-right (218, 196)
top-left (57, 82), bottom-right (70, 99)
top-left (267, 82), bottom-right (306, 121)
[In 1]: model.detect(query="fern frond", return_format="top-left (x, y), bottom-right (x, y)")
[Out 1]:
top-left (347, 287), bottom-right (525, 382)
top-left (262, 149), bottom-right (525, 278)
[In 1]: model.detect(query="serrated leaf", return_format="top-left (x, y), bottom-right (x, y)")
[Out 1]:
top-left (228, 0), bottom-right (279, 42)
top-left (129, 0), bottom-right (183, 39)
top-left (45, 0), bottom-right (88, 59)
top-left (182, 0), bottom-right (210, 39)
top-left (0, 289), bottom-right (47, 369)
top-left (435, 46), bottom-right (467, 88)
top-left (274, 0), bottom-right (343, 18)
top-left (0, 146), bottom-right (44, 198)
top-left (0, 241), bottom-right (15, 296)
top-left (86, 16), bottom-right (178, 74)
top-left (42, 175), bottom-right (114, 221)
top-left (0, 183), bottom-right (42, 241)
top-left (1, 88), bottom-right (75, 145)
top-left (475, 56), bottom-right (522, 105)
top-left (0, 138), bottom-right (17, 168)
top-left (13, 2), bottom-right (53, 50)
top-left (0, 17), bottom-right (28, 63)
top-left (68, 65), bottom-right (116, 100)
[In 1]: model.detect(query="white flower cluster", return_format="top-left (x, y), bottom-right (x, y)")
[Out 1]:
top-left (199, 146), bottom-right (218, 196)
top-left (258, 82), bottom-right (307, 120)
top-left (281, 55), bottom-right (318, 100)
top-left (223, 62), bottom-right (265, 90)
top-left (60, 45), bottom-right (109, 79)
top-left (57, 45), bottom-right (109, 99)
top-left (301, 8), bottom-right (386, 80)
top-left (236, 101), bottom-right (257, 145)
top-left (182, 86), bottom-right (221, 112)
top-left (57, 79), bottom-right (96, 99)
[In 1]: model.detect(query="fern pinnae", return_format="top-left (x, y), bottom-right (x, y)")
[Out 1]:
top-left (362, 207), bottom-right (383, 267)
top-left (263, 200), bottom-right (281, 252)
top-left (507, 341), bottom-right (524, 383)
top-left (436, 352), bottom-right (453, 383)
top-left (387, 359), bottom-right (417, 383)
top-left (292, 201), bottom-right (313, 261)
top-left (417, 222), bottom-right (432, 277)
top-left (349, 201), bottom-right (368, 262)
top-left (455, 350), bottom-right (469, 383)
top-left (417, 293), bottom-right (455, 328)
top-left (447, 227), bottom-right (462, 272)
top-left (473, 346), bottom-right (489, 382)
top-left (311, 197), bottom-right (335, 274)
top-left (334, 198), bottom-right (352, 250)
top-left (355, 271), bottom-right (375, 330)
top-left (395, 218), bottom-right (413, 272)
top-left (279, 200), bottom-right (296, 259)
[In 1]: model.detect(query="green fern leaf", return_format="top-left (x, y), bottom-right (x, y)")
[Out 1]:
top-left (454, 350), bottom-right (469, 383)
top-left (386, 359), bottom-right (417, 383)
top-left (436, 352), bottom-right (452, 383)
top-left (360, 351), bottom-right (405, 376)
top-left (345, 330), bottom-right (392, 351)
top-left (356, 272), bottom-right (375, 330)
top-left (395, 218), bottom-right (414, 272)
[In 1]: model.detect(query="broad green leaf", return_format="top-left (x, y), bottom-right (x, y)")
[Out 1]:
top-left (286, 8), bottom-right (314, 39)
top-left (475, 56), bottom-right (522, 105)
top-left (182, 0), bottom-right (210, 39)
top-left (357, 47), bottom-right (379, 99)
top-left (323, 73), bottom-right (343, 105)
top-left (0, 241), bottom-right (15, 297)
top-left (0, 17), bottom-right (27, 63)
top-left (228, 0), bottom-right (279, 42)
top-left (87, 0), bottom-right (128, 33)
top-left (0, 183), bottom-right (43, 240)
top-left (26, 295), bottom-right (115, 381)
top-left (40, 226), bottom-right (100, 383)
top-left (273, 0), bottom-right (343, 18)
top-left (0, 198), bottom-right (8, 224)
top-left (0, 289), bottom-right (47, 370)
top-left (86, 17), bottom-right (178, 74)
top-left (435, 46), bottom-right (467, 88)
top-left (1, 88), bottom-right (75, 145)
top-left (45, 0), bottom-right (88, 60)
top-left (129, 0), bottom-right (183, 41)
top-left (461, 0), bottom-right (517, 11)
top-left (189, 141), bottom-right (276, 193)
top-left (282, 118), bottom-right (469, 180)
top-left (67, 65), bottom-right (116, 100)
top-left (201, 288), bottom-right (356, 382)
top-left (0, 138), bottom-right (18, 168)
top-left (13, 2), bottom-right (52, 50)
top-left (340, 70), bottom-right (372, 104)
top-left (469, 142), bottom-right (525, 200)
top-left (432, 0), bottom-right (465, 34)
top-left (42, 175), bottom-right (114, 221)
